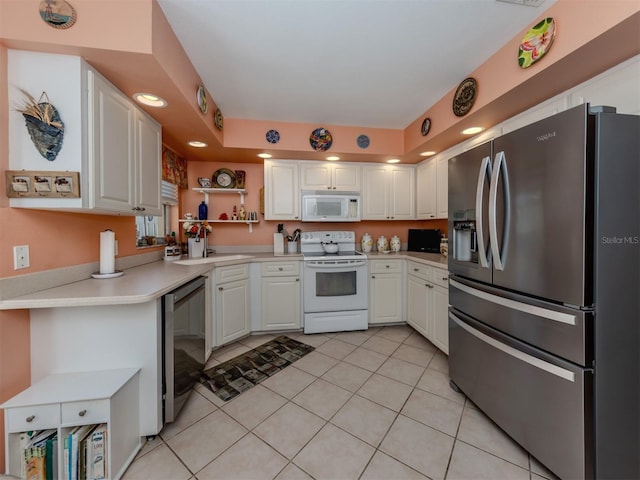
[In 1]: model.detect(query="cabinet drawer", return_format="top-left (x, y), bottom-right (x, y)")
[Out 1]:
top-left (407, 261), bottom-right (431, 281)
top-left (370, 260), bottom-right (403, 274)
top-left (261, 261), bottom-right (300, 276)
top-left (61, 399), bottom-right (110, 425)
top-left (6, 404), bottom-right (60, 431)
top-left (431, 268), bottom-right (449, 289)
top-left (215, 263), bottom-right (249, 283)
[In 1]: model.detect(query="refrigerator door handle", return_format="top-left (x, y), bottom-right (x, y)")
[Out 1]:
top-left (488, 151), bottom-right (511, 271)
top-left (449, 311), bottom-right (576, 382)
top-left (475, 155), bottom-right (492, 268)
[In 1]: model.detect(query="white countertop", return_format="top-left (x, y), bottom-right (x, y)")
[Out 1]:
top-left (0, 251), bottom-right (447, 310)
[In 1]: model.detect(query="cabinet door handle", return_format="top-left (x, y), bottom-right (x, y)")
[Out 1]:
top-left (385, 265), bottom-right (390, 268)
top-left (296, 278), bottom-right (300, 282)
top-left (426, 283), bottom-right (434, 289)
top-left (278, 267), bottom-right (283, 271)
top-left (138, 207), bottom-right (146, 212)
top-left (26, 415), bottom-right (35, 423)
top-left (78, 409), bottom-right (87, 417)
top-left (218, 287), bottom-right (223, 291)
top-left (371, 275), bottom-right (376, 279)
top-left (414, 268), bottom-right (419, 272)
top-left (442, 277), bottom-right (448, 281)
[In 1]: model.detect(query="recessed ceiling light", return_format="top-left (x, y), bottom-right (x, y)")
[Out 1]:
top-left (462, 126), bottom-right (484, 135)
top-left (420, 151), bottom-right (437, 157)
top-left (188, 141), bottom-right (207, 148)
top-left (258, 153), bottom-right (272, 159)
top-left (387, 159), bottom-right (400, 164)
top-left (133, 93), bottom-right (167, 108)
top-left (326, 156), bottom-right (340, 161)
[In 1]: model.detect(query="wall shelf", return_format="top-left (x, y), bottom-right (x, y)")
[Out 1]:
top-left (190, 188), bottom-right (257, 232)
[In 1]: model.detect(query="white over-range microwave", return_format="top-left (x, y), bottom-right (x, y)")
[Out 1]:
top-left (301, 191), bottom-right (361, 222)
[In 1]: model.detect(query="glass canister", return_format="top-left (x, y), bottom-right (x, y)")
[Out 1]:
top-left (361, 233), bottom-right (373, 252)
top-left (377, 235), bottom-right (388, 252)
top-left (390, 235), bottom-right (401, 253)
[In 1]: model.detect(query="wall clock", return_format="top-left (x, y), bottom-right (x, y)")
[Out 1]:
top-left (452, 77), bottom-right (477, 117)
top-left (212, 168), bottom-right (236, 188)
top-left (421, 118), bottom-right (431, 136)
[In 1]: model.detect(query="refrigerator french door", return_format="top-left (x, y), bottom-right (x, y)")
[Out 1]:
top-left (448, 104), bottom-right (639, 480)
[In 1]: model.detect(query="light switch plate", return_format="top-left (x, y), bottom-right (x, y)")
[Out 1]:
top-left (13, 245), bottom-right (29, 269)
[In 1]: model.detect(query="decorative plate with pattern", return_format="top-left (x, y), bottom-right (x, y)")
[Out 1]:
top-left (214, 108), bottom-right (223, 131)
top-left (356, 134), bottom-right (370, 149)
top-left (421, 118), bottom-right (431, 136)
top-left (518, 18), bottom-right (556, 69)
top-left (196, 85), bottom-right (208, 114)
top-left (309, 128), bottom-right (333, 152)
top-left (266, 129), bottom-right (280, 144)
top-left (452, 77), bottom-right (477, 117)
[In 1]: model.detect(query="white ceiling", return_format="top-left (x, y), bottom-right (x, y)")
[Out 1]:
top-left (158, 0), bottom-right (555, 130)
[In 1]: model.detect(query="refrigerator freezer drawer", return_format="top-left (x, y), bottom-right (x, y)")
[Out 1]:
top-left (450, 278), bottom-right (592, 366)
top-left (449, 311), bottom-right (593, 480)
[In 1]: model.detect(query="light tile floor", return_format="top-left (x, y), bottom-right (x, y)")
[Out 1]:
top-left (122, 325), bottom-right (559, 480)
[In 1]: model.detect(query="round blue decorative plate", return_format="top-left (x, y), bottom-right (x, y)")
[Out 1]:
top-left (266, 129), bottom-right (280, 144)
top-left (356, 134), bottom-right (370, 149)
top-left (309, 128), bottom-right (333, 152)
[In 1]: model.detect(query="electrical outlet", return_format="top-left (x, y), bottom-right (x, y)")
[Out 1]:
top-left (13, 245), bottom-right (30, 270)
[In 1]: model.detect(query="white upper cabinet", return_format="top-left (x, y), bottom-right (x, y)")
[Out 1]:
top-left (8, 50), bottom-right (161, 215)
top-left (299, 162), bottom-right (361, 191)
top-left (264, 159), bottom-right (300, 220)
top-left (416, 159), bottom-right (436, 219)
top-left (362, 164), bottom-right (415, 220)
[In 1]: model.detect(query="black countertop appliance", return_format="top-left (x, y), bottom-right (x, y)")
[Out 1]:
top-left (407, 229), bottom-right (441, 253)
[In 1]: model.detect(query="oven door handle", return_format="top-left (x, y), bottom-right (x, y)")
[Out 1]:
top-left (304, 260), bottom-right (368, 268)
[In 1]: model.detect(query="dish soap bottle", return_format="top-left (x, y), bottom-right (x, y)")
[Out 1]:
top-left (198, 201), bottom-right (208, 220)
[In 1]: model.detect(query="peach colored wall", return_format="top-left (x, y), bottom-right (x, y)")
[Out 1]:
top-left (180, 162), bottom-right (445, 249)
top-left (404, 0), bottom-right (640, 155)
top-left (224, 118), bottom-right (404, 157)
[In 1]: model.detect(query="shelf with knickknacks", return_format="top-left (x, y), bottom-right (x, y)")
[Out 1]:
top-left (191, 187), bottom-right (259, 232)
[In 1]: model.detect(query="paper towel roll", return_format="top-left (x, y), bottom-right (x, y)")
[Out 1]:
top-left (100, 230), bottom-right (116, 274)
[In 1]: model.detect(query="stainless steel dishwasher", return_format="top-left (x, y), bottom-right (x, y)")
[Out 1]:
top-left (163, 276), bottom-right (206, 423)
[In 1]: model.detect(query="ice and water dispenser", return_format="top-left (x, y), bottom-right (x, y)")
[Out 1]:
top-left (452, 209), bottom-right (478, 263)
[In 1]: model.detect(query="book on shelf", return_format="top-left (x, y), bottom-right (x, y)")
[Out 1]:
top-left (65, 424), bottom-right (96, 480)
top-left (23, 429), bottom-right (57, 480)
top-left (87, 423), bottom-right (108, 480)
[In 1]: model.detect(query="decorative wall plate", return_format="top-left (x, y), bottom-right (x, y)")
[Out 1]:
top-left (214, 108), bottom-right (223, 130)
top-left (39, 0), bottom-right (77, 29)
top-left (453, 77), bottom-right (477, 117)
top-left (212, 168), bottom-right (236, 188)
top-left (196, 84), bottom-right (208, 114)
top-left (309, 128), bottom-right (333, 152)
top-left (266, 129), bottom-right (280, 144)
top-left (518, 18), bottom-right (556, 69)
top-left (421, 118), bottom-right (431, 136)
top-left (356, 134), bottom-right (370, 149)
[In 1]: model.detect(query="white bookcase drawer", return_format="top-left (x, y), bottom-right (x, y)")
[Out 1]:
top-left (6, 404), bottom-right (59, 431)
top-left (61, 399), bottom-right (110, 425)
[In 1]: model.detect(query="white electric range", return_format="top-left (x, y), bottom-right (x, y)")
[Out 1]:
top-left (300, 231), bottom-right (369, 334)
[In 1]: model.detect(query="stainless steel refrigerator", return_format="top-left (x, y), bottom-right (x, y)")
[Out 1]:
top-left (447, 104), bottom-right (639, 480)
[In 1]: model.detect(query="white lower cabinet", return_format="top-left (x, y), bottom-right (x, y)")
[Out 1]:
top-left (406, 261), bottom-right (449, 353)
top-left (2, 369), bottom-right (140, 480)
top-left (260, 261), bottom-right (301, 331)
top-left (369, 259), bottom-right (404, 324)
top-left (215, 264), bottom-right (250, 346)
